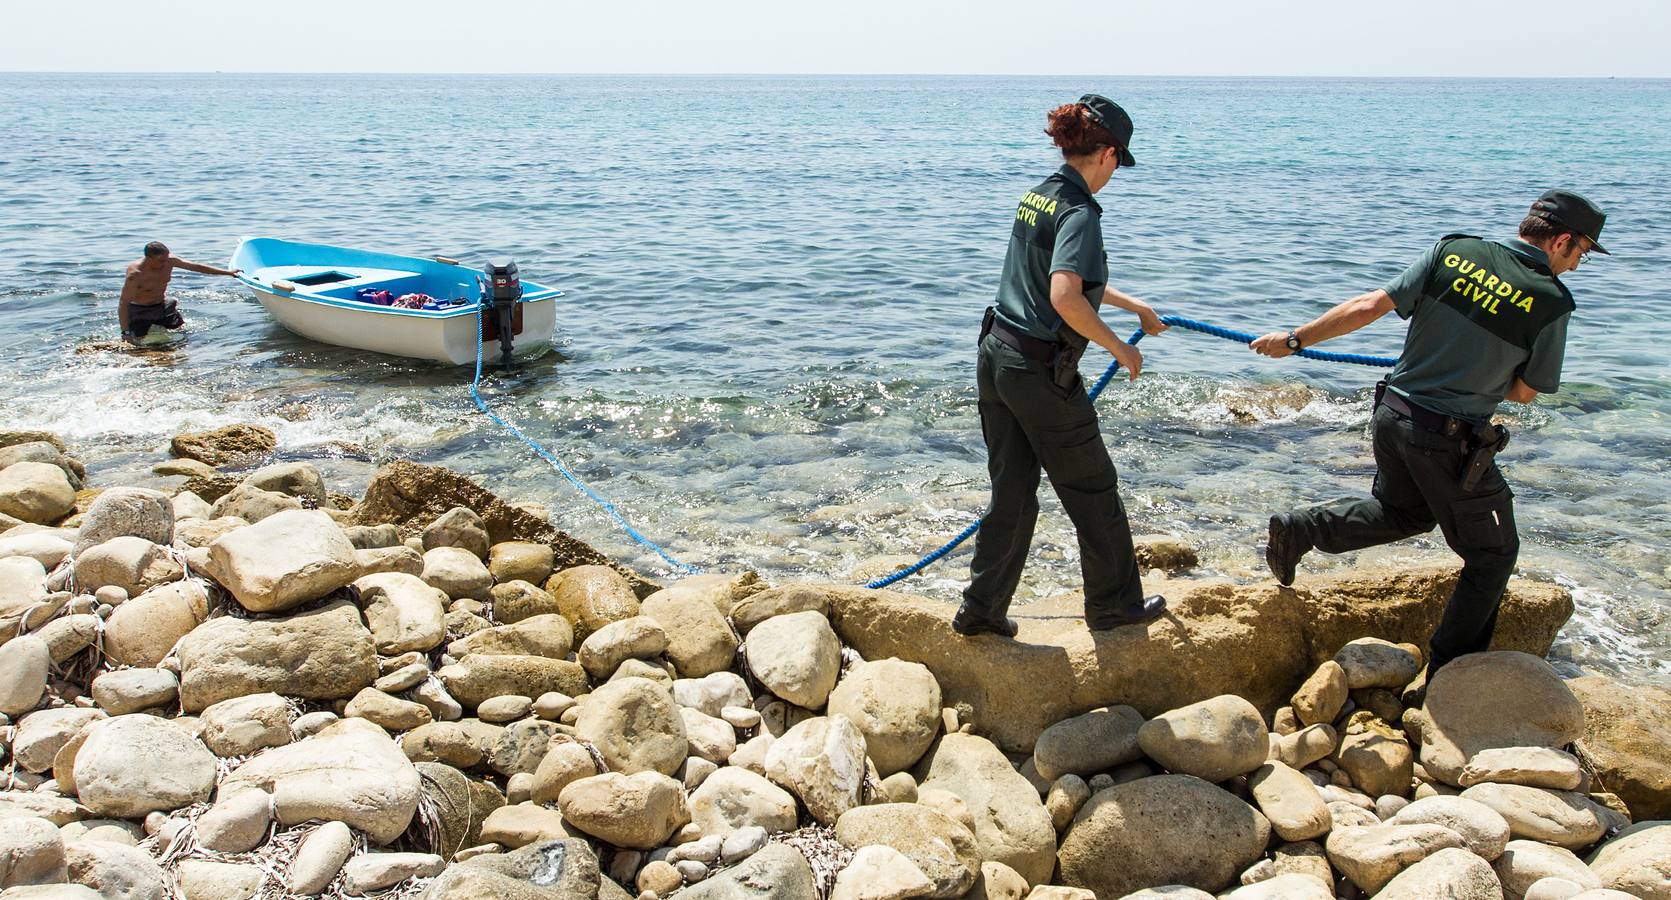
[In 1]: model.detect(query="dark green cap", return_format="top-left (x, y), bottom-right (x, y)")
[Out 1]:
top-left (1530, 189), bottom-right (1608, 254)
top-left (1078, 94), bottom-right (1136, 168)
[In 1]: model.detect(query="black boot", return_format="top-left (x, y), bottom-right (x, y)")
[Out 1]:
top-left (952, 602), bottom-right (1019, 638)
top-left (1265, 513), bottom-right (1312, 587)
top-left (1088, 594), bottom-right (1167, 631)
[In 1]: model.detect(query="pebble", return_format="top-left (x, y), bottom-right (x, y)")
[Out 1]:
top-left (721, 705), bottom-right (761, 729)
top-left (638, 860), bottom-right (683, 895)
top-left (675, 859), bottom-right (709, 882)
top-left (374, 662), bottom-right (430, 693)
top-left (478, 694), bottom-right (533, 723)
top-left (720, 825), bottom-right (769, 863)
top-left (532, 691), bottom-right (576, 720)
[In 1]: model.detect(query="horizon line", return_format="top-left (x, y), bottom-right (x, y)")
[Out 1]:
top-left (3, 71), bottom-right (1666, 80)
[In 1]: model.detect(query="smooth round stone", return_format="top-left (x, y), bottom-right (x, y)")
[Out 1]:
top-left (532, 692), bottom-right (576, 720)
top-left (721, 706), bottom-right (761, 729)
top-left (478, 695), bottom-right (533, 723)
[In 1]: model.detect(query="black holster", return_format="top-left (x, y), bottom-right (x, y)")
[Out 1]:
top-left (1050, 327), bottom-right (1089, 389)
top-left (1460, 423), bottom-right (1511, 492)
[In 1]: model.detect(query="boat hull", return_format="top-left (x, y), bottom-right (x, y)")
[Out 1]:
top-left (252, 288), bottom-right (556, 365)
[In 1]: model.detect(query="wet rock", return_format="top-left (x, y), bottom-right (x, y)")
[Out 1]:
top-left (421, 546), bottom-right (494, 601)
top-left (448, 614), bottom-right (574, 660)
top-left (546, 564), bottom-right (643, 641)
top-left (219, 718), bottom-right (419, 844)
top-left (424, 506), bottom-right (491, 559)
top-left (916, 732), bottom-right (1055, 888)
top-left (200, 692), bottom-right (292, 756)
top-left (1057, 774), bottom-right (1271, 897)
top-left (1459, 783), bottom-right (1609, 849)
top-left (1568, 675), bottom-right (1671, 821)
top-left (1249, 761), bottom-right (1331, 842)
top-left (0, 462), bottom-right (77, 525)
top-left (103, 581), bottom-right (208, 668)
top-left (689, 766), bottom-right (798, 836)
top-left (827, 659), bottom-right (942, 777)
top-left (1033, 705), bottom-right (1144, 782)
top-left (764, 715), bottom-right (867, 825)
top-left (1419, 651), bottom-right (1585, 787)
top-left (1133, 535), bottom-right (1198, 572)
top-left (730, 584), bottom-right (832, 633)
top-left (558, 771), bottom-right (690, 849)
top-left (170, 424), bottom-right (275, 468)
top-left (1324, 823), bottom-right (1467, 894)
top-left (0, 635), bottom-right (50, 717)
top-left (745, 610), bottom-right (843, 709)
top-left (1137, 694), bottom-right (1270, 783)
top-left (488, 579), bottom-right (562, 625)
top-left (575, 677), bottom-right (689, 776)
top-left (73, 537), bottom-right (182, 597)
top-left (202, 509), bottom-right (359, 613)
top-left (835, 803), bottom-right (981, 898)
top-left (73, 715), bottom-right (216, 817)
top-left (1388, 795), bottom-right (1512, 860)
top-left (578, 615), bottom-right (669, 680)
top-left (178, 599), bottom-right (376, 711)
top-left (487, 541), bottom-right (555, 586)
top-left (640, 586), bottom-right (739, 678)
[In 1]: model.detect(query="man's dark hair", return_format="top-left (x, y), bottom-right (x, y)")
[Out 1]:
top-left (1518, 214), bottom-right (1577, 246)
top-left (143, 241), bottom-right (169, 258)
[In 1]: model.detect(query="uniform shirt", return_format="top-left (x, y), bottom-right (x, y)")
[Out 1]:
top-left (992, 165), bottom-right (1108, 341)
top-left (1382, 235), bottom-right (1573, 422)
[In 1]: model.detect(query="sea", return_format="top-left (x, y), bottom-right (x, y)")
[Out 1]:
top-left (1, 74), bottom-right (1666, 683)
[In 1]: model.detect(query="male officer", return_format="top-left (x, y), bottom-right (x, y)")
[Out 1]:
top-left (1250, 190), bottom-right (1607, 686)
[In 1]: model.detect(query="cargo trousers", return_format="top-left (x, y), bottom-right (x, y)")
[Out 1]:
top-left (963, 333), bottom-right (1145, 624)
top-left (1287, 403), bottom-right (1520, 672)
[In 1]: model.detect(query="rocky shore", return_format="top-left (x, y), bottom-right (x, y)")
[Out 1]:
top-left (0, 425), bottom-right (1667, 900)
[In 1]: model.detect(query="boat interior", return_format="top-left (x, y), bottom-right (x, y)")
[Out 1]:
top-left (231, 238), bottom-right (560, 310)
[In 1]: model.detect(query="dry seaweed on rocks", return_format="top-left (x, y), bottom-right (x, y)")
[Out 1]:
top-left (771, 825), bottom-right (852, 900)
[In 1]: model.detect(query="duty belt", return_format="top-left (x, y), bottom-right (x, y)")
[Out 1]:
top-left (1374, 381), bottom-right (1472, 439)
top-left (981, 307), bottom-right (1058, 362)
top-left (1375, 380), bottom-right (1510, 491)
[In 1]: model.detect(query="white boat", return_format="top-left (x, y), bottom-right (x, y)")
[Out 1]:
top-left (230, 237), bottom-right (563, 365)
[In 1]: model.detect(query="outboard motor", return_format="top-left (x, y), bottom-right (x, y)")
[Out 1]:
top-left (481, 257), bottom-right (521, 372)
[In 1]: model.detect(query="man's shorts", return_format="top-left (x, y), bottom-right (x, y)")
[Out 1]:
top-left (128, 300), bottom-right (184, 337)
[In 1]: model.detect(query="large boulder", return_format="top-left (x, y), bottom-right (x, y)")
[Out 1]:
top-left (574, 677), bottom-right (689, 776)
top-left (1569, 675), bottom-right (1671, 821)
top-left (0, 462), bottom-right (76, 525)
top-left (1033, 705), bottom-right (1145, 782)
top-left (219, 718), bottom-right (419, 844)
top-left (1459, 783), bottom-right (1610, 849)
top-left (350, 461), bottom-right (654, 594)
top-left (170, 424), bottom-right (275, 467)
top-left (745, 609), bottom-right (843, 709)
top-left (546, 564), bottom-right (644, 641)
top-left (915, 733), bottom-right (1056, 887)
top-left (640, 586), bottom-right (739, 677)
top-left (675, 843), bottom-right (817, 899)
top-left (1325, 824), bottom-right (1468, 894)
top-left (414, 762), bottom-right (506, 860)
top-left (1587, 821), bottom-right (1671, 900)
top-left (201, 510), bottom-right (359, 613)
top-left (73, 715), bottom-right (217, 817)
top-left (102, 581), bottom-right (209, 668)
top-left (835, 803), bottom-right (982, 898)
top-left (1418, 651), bottom-right (1585, 786)
top-left (0, 816), bottom-right (68, 887)
top-left (1137, 694), bottom-right (1270, 783)
top-left (355, 572), bottom-right (448, 654)
top-left (176, 598), bottom-right (377, 711)
top-left (828, 659), bottom-right (942, 777)
top-left (688, 766), bottom-right (799, 836)
top-left (557, 771), bottom-right (690, 849)
top-left (1056, 775), bottom-right (1271, 897)
top-left (764, 715), bottom-right (868, 825)
top-left (1373, 847), bottom-right (1503, 900)
top-left (63, 840), bottom-right (168, 900)
top-left (71, 487), bottom-right (173, 555)
top-left (425, 838), bottom-right (601, 899)
top-left (825, 568), bottom-right (1570, 752)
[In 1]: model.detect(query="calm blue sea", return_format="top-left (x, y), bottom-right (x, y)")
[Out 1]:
top-left (1, 74), bottom-right (1667, 680)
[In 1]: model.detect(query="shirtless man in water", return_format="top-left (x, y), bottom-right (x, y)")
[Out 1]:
top-left (119, 241), bottom-right (241, 344)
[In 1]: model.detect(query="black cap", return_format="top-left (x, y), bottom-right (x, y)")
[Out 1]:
top-left (1529, 189), bottom-right (1609, 255)
top-left (1078, 94), bottom-right (1136, 168)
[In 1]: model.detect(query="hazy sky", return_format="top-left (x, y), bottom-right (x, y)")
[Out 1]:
top-left (5, 0), bottom-right (1667, 77)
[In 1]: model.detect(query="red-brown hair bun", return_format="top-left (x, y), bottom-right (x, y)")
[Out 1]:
top-left (1044, 102), bottom-right (1118, 158)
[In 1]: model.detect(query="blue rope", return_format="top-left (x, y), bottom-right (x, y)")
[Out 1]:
top-left (863, 315), bottom-right (1398, 589)
top-left (469, 304), bottom-right (700, 575)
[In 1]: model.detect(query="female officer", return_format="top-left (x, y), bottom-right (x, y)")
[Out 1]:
top-left (954, 94), bottom-right (1169, 637)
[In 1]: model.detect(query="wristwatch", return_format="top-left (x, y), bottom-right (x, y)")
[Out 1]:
top-left (1285, 330), bottom-right (1302, 351)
